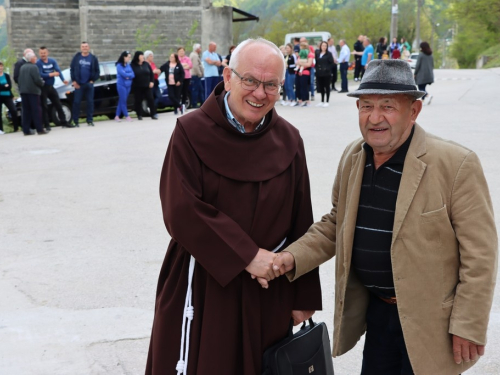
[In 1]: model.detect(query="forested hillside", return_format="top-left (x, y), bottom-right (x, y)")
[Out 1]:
top-left (217, 0), bottom-right (500, 68)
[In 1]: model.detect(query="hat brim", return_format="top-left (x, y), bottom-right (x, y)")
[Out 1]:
top-left (347, 89), bottom-right (426, 99)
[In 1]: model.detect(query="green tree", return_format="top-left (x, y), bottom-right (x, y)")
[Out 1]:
top-left (448, 0), bottom-right (500, 68)
top-left (135, 20), bottom-right (164, 52)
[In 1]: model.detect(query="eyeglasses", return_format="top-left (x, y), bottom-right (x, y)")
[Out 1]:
top-left (231, 68), bottom-right (281, 95)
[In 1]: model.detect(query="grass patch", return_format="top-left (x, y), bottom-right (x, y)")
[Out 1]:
top-left (481, 44), bottom-right (500, 69)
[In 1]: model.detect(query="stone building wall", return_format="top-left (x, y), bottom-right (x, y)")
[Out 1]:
top-left (7, 0), bottom-right (81, 68)
top-left (7, 0), bottom-right (208, 69)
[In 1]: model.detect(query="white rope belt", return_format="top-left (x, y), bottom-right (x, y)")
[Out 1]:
top-left (175, 237), bottom-right (286, 374)
top-left (176, 255), bottom-right (195, 375)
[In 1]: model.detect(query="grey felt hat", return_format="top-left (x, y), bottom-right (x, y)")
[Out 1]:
top-left (347, 59), bottom-right (426, 99)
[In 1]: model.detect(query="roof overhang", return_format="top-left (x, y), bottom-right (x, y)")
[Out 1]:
top-left (232, 7), bottom-right (259, 23)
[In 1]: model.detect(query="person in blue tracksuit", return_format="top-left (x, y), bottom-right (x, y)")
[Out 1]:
top-left (115, 51), bottom-right (134, 122)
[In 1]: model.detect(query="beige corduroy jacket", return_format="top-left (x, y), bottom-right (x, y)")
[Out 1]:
top-left (286, 124), bottom-right (498, 375)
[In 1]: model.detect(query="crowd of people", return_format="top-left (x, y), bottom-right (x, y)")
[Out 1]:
top-left (276, 33), bottom-right (434, 109)
top-left (0, 34), bottom-right (434, 136)
top-left (0, 40), bottom-right (234, 136)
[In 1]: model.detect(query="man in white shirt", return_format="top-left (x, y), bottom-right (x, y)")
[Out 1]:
top-left (338, 39), bottom-right (350, 93)
top-left (202, 42), bottom-right (222, 100)
top-left (327, 37), bottom-right (338, 91)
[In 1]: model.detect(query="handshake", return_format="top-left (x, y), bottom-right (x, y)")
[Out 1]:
top-left (245, 248), bottom-right (296, 289)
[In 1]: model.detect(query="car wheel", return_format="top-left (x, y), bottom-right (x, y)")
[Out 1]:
top-left (141, 100), bottom-right (151, 116)
top-left (51, 102), bottom-right (72, 126)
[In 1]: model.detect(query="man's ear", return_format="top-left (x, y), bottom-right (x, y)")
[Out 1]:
top-left (411, 99), bottom-right (423, 121)
top-left (223, 67), bottom-right (232, 92)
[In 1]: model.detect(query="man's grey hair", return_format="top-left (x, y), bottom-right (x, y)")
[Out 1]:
top-left (144, 50), bottom-right (153, 59)
top-left (23, 48), bottom-right (33, 57)
top-left (25, 52), bottom-right (36, 61)
top-left (193, 43), bottom-right (201, 52)
top-left (229, 38), bottom-right (286, 80)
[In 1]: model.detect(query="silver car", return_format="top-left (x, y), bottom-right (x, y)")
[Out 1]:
top-left (408, 53), bottom-right (419, 69)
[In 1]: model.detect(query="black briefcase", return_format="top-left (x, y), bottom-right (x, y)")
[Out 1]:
top-left (262, 318), bottom-right (335, 375)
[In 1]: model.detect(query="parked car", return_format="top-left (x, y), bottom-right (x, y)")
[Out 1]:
top-left (407, 53), bottom-right (419, 69)
top-left (141, 72), bottom-right (201, 115)
top-left (9, 61), bottom-right (197, 125)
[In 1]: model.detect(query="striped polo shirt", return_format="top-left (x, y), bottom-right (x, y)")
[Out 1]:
top-left (351, 126), bottom-right (415, 298)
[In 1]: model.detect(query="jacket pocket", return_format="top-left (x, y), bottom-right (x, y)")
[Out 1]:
top-left (421, 205), bottom-right (447, 223)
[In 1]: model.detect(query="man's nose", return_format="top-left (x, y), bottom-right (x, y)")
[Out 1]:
top-left (368, 107), bottom-right (385, 124)
top-left (253, 83), bottom-right (267, 99)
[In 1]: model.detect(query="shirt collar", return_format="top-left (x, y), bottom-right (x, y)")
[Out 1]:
top-left (224, 91), bottom-right (265, 134)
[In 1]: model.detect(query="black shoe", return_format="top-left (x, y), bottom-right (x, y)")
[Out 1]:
top-left (152, 114), bottom-right (158, 120)
top-left (87, 122), bottom-right (95, 126)
top-left (138, 116), bottom-right (143, 121)
top-left (338, 90), bottom-right (349, 93)
top-left (37, 130), bottom-right (49, 135)
top-left (24, 130), bottom-right (36, 136)
top-left (331, 87), bottom-right (338, 91)
top-left (61, 123), bottom-right (76, 128)
top-left (45, 127), bottom-right (52, 132)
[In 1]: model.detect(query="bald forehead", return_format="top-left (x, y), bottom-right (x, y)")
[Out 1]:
top-left (234, 43), bottom-right (283, 77)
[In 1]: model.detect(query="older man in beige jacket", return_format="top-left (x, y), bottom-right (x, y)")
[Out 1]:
top-left (271, 60), bottom-right (497, 375)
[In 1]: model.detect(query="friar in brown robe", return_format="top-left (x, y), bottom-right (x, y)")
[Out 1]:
top-left (146, 39), bottom-right (322, 375)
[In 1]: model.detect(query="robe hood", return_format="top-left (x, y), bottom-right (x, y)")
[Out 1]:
top-left (176, 82), bottom-right (302, 182)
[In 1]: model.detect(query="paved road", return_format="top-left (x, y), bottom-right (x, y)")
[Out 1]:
top-left (1, 68), bottom-right (499, 374)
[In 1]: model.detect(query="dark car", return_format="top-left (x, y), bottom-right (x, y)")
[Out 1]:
top-left (141, 72), bottom-right (204, 115)
top-left (9, 61), bottom-right (199, 125)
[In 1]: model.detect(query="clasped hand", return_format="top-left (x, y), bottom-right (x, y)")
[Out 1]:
top-left (245, 250), bottom-right (295, 289)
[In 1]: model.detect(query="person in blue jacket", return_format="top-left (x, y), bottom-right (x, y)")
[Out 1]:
top-left (37, 46), bottom-right (74, 129)
top-left (115, 51), bottom-right (134, 122)
top-left (69, 41), bottom-right (100, 126)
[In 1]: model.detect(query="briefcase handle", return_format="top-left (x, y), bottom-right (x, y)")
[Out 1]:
top-left (287, 317), bottom-right (317, 338)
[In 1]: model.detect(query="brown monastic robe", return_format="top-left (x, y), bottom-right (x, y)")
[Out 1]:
top-left (146, 83), bottom-right (322, 375)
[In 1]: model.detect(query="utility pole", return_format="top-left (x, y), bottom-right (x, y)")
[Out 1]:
top-left (390, 0), bottom-right (398, 43)
top-left (416, 0), bottom-right (423, 47)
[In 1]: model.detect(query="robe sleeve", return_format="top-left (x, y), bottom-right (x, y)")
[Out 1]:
top-left (288, 139), bottom-right (323, 311)
top-left (160, 123), bottom-right (259, 287)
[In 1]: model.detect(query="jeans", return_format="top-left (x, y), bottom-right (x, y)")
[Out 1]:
top-left (0, 95), bottom-right (19, 131)
top-left (204, 76), bottom-right (222, 100)
top-left (361, 293), bottom-right (414, 375)
top-left (181, 78), bottom-right (191, 105)
top-left (285, 71), bottom-right (296, 101)
top-left (309, 67), bottom-right (315, 97)
top-left (190, 75), bottom-right (203, 107)
top-left (41, 85), bottom-right (68, 127)
top-left (354, 57), bottom-right (362, 79)
top-left (167, 84), bottom-right (182, 110)
top-left (153, 82), bottom-right (162, 108)
top-left (21, 93), bottom-right (43, 133)
top-left (133, 86), bottom-right (156, 117)
top-left (72, 82), bottom-right (94, 124)
top-left (331, 63), bottom-right (338, 90)
top-left (316, 76), bottom-right (330, 102)
top-left (116, 83), bottom-right (131, 117)
top-left (297, 74), bottom-right (310, 101)
top-left (418, 84), bottom-right (428, 100)
top-left (340, 62), bottom-right (349, 92)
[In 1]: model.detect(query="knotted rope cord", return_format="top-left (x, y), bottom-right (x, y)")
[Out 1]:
top-left (176, 255), bottom-right (196, 375)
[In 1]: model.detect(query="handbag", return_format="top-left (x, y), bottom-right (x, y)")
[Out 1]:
top-left (262, 318), bottom-right (335, 375)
